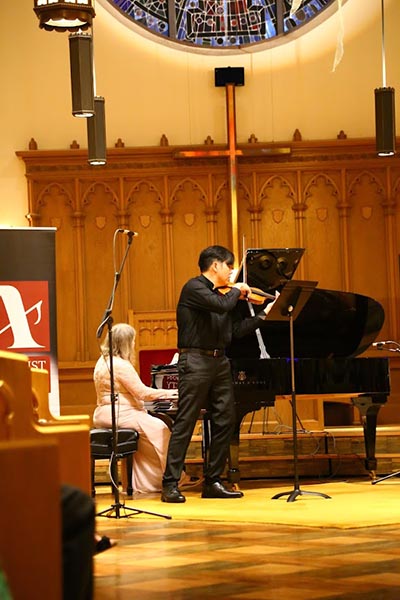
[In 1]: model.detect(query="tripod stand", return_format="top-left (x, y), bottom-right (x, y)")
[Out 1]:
top-left (96, 229), bottom-right (171, 520)
top-left (371, 341), bottom-right (400, 485)
top-left (269, 280), bottom-right (331, 503)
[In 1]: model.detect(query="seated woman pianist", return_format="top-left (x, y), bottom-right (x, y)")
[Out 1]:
top-left (93, 322), bottom-right (185, 494)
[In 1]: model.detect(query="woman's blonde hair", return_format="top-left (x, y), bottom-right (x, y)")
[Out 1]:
top-left (100, 323), bottom-right (136, 361)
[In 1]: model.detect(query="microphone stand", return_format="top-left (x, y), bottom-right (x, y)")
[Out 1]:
top-left (371, 340), bottom-right (400, 484)
top-left (96, 231), bottom-right (171, 519)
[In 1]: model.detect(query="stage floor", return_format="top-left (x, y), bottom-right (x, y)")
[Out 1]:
top-left (93, 477), bottom-right (400, 600)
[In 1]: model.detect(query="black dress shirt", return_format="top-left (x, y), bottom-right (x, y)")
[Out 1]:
top-left (177, 274), bottom-right (265, 350)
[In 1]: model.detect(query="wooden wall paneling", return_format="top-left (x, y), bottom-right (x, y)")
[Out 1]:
top-left (213, 174), bottom-right (231, 247)
top-left (128, 309), bottom-right (178, 375)
top-left (382, 167), bottom-right (400, 341)
top-left (83, 179), bottom-right (126, 360)
top-left (35, 180), bottom-right (82, 362)
top-left (170, 174), bottom-right (210, 291)
top-left (381, 355), bottom-right (400, 423)
top-left (347, 169), bottom-right (389, 335)
top-left (338, 167), bottom-right (351, 291)
top-left (236, 174), bottom-right (252, 253)
top-left (303, 171), bottom-right (343, 291)
top-left (247, 171), bottom-right (262, 249)
top-left (31, 367), bottom-right (90, 425)
top-left (274, 396), bottom-right (325, 432)
top-left (258, 173), bottom-right (298, 253)
top-left (73, 177), bottom-right (90, 363)
top-left (205, 172), bottom-right (217, 245)
top-left (126, 175), bottom-right (170, 312)
top-left (163, 174), bottom-right (177, 310)
top-left (293, 170), bottom-right (307, 273)
top-left (58, 364), bottom-right (96, 419)
top-left (116, 176), bottom-right (134, 325)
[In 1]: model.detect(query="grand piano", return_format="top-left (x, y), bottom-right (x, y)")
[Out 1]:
top-left (151, 248), bottom-right (390, 483)
top-left (227, 248), bottom-right (390, 482)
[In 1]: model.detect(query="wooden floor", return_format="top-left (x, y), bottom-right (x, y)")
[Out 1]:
top-left (93, 481), bottom-right (400, 600)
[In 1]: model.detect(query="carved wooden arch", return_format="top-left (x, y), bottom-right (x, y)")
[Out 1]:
top-left (348, 170), bottom-right (385, 202)
top-left (169, 177), bottom-right (208, 208)
top-left (37, 182), bottom-right (74, 210)
top-left (303, 173), bottom-right (341, 206)
top-left (259, 174), bottom-right (296, 207)
top-left (125, 179), bottom-right (164, 210)
top-left (391, 175), bottom-right (400, 207)
top-left (81, 180), bottom-right (120, 208)
top-left (214, 178), bottom-right (251, 208)
top-left (215, 179), bottom-right (227, 207)
top-left (237, 179), bottom-right (252, 208)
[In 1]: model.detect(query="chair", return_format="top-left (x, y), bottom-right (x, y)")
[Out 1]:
top-left (90, 428), bottom-right (139, 497)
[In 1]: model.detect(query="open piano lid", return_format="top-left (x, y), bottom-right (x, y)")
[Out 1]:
top-left (235, 248), bottom-right (305, 291)
top-left (229, 248), bottom-right (385, 359)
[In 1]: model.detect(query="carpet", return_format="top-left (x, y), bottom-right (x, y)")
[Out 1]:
top-left (95, 478), bottom-right (400, 529)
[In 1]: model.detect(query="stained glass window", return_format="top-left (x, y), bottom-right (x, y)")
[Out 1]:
top-left (105, 0), bottom-right (337, 49)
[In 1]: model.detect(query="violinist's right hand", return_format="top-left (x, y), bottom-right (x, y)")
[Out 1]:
top-left (232, 282), bottom-right (251, 300)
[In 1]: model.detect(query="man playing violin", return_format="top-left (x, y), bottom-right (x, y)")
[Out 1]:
top-left (161, 245), bottom-right (278, 503)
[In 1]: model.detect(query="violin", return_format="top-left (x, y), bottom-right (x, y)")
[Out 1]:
top-left (216, 283), bottom-right (275, 305)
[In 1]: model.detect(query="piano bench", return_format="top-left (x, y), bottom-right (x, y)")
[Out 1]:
top-left (90, 428), bottom-right (139, 498)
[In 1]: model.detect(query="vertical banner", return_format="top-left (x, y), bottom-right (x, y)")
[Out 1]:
top-left (0, 227), bottom-right (59, 414)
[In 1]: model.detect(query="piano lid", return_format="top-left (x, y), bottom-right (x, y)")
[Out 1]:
top-left (235, 248), bottom-right (305, 291)
top-left (228, 248), bottom-right (385, 359)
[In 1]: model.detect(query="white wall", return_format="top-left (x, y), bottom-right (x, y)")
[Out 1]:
top-left (1, 0), bottom-right (398, 226)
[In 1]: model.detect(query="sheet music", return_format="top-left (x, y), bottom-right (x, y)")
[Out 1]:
top-left (241, 243), bottom-right (270, 359)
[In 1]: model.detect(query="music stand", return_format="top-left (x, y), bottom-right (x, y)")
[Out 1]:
top-left (268, 280), bottom-right (331, 503)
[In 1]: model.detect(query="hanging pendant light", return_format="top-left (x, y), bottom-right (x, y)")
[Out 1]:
top-left (375, 0), bottom-right (396, 156)
top-left (87, 96), bottom-right (107, 166)
top-left (69, 32), bottom-right (94, 117)
top-left (33, 1), bottom-right (95, 32)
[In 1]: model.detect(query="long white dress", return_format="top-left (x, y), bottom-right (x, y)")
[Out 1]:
top-left (93, 355), bottom-right (175, 493)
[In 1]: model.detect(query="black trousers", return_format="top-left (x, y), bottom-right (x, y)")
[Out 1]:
top-left (163, 352), bottom-right (235, 486)
top-left (61, 484), bottom-right (95, 600)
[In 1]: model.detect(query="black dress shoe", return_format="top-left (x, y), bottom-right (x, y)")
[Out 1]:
top-left (201, 481), bottom-right (244, 499)
top-left (161, 486), bottom-right (186, 503)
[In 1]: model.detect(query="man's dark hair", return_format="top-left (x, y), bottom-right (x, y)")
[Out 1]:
top-left (198, 245), bottom-right (235, 272)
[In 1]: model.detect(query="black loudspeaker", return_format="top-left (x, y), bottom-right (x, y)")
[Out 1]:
top-left (87, 96), bottom-right (107, 166)
top-left (69, 32), bottom-right (94, 117)
top-left (215, 67), bottom-right (245, 87)
top-left (375, 87), bottom-right (396, 156)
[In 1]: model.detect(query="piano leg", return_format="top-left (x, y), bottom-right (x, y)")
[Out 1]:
top-left (351, 394), bottom-right (387, 477)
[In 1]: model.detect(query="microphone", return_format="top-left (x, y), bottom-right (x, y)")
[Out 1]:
top-left (117, 229), bottom-right (138, 237)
